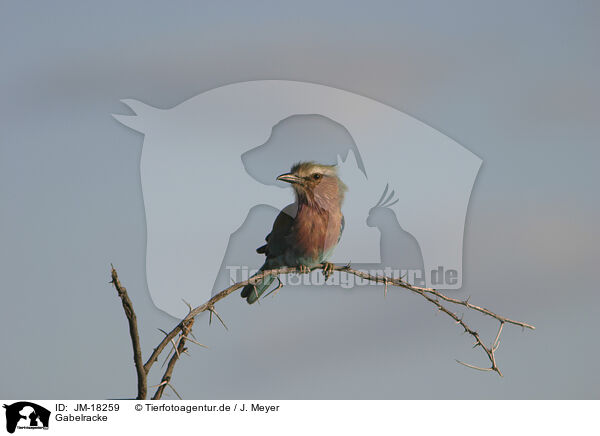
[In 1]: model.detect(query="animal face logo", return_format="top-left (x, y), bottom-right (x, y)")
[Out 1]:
top-left (3, 402), bottom-right (50, 433)
top-left (114, 80), bottom-right (481, 317)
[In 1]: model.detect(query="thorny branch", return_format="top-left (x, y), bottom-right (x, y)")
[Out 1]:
top-left (110, 263), bottom-right (535, 399)
top-left (109, 265), bottom-right (147, 400)
top-left (151, 318), bottom-right (195, 400)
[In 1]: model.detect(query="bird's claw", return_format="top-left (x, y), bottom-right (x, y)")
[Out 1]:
top-left (322, 262), bottom-right (335, 281)
top-left (298, 265), bottom-right (310, 274)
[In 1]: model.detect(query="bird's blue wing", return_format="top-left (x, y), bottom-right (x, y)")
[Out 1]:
top-left (260, 208), bottom-right (295, 261)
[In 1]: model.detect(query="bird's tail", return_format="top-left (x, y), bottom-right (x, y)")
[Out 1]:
top-left (240, 271), bottom-right (276, 305)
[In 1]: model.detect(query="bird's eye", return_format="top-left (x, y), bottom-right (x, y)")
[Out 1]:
top-left (312, 173), bottom-right (322, 180)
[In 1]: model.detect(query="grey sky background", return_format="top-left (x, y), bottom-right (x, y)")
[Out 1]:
top-left (1, 0), bottom-right (599, 399)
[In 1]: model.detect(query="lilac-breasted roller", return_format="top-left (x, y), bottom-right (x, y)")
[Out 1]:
top-left (241, 162), bottom-right (347, 304)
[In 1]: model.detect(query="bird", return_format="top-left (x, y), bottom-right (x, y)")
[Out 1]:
top-left (241, 161), bottom-right (347, 304)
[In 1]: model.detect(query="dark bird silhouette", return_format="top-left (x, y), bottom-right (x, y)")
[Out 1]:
top-left (241, 162), bottom-right (347, 304)
top-left (367, 184), bottom-right (424, 279)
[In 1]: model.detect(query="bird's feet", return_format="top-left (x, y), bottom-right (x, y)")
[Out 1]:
top-left (322, 262), bottom-right (335, 281)
top-left (298, 265), bottom-right (311, 274)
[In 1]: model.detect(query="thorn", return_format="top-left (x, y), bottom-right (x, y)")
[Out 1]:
top-left (182, 299), bottom-right (193, 313)
top-left (455, 360), bottom-right (494, 373)
top-left (263, 277), bottom-right (284, 299)
top-left (170, 337), bottom-right (180, 357)
top-left (161, 349), bottom-right (174, 368)
top-left (167, 383), bottom-right (183, 400)
top-left (187, 337), bottom-right (208, 349)
top-left (208, 307), bottom-right (229, 331)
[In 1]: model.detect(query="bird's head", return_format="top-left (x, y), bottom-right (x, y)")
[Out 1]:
top-left (367, 184), bottom-right (399, 228)
top-left (277, 161), bottom-right (347, 208)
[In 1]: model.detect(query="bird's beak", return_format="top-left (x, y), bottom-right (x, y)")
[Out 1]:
top-left (277, 173), bottom-right (303, 185)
